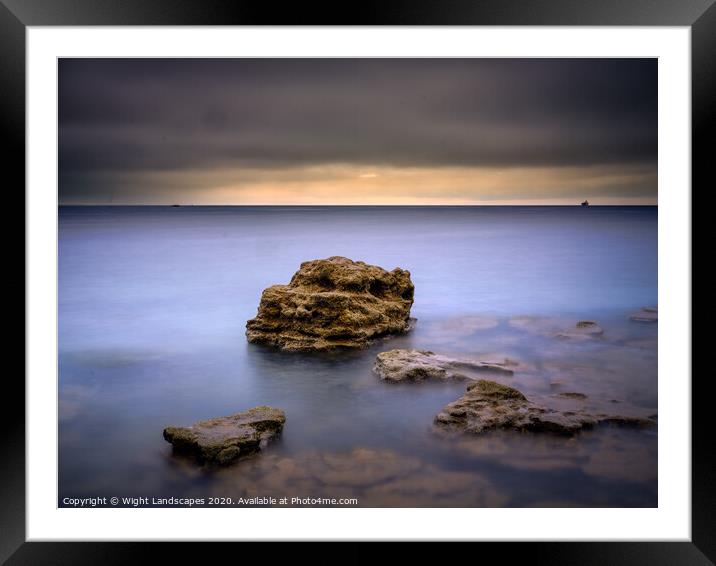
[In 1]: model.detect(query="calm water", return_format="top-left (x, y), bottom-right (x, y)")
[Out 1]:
top-left (58, 206), bottom-right (658, 507)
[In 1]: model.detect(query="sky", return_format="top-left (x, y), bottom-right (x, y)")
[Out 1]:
top-left (58, 58), bottom-right (657, 205)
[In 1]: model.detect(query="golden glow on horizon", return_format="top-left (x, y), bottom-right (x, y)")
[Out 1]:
top-left (65, 163), bottom-right (658, 206)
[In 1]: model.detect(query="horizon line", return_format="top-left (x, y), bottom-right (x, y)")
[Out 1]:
top-left (58, 203), bottom-right (658, 207)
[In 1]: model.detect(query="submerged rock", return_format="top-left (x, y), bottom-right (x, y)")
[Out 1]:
top-left (630, 306), bottom-right (658, 322)
top-left (508, 315), bottom-right (559, 334)
top-left (246, 256), bottom-right (414, 351)
top-left (434, 380), bottom-right (654, 436)
top-left (434, 315), bottom-right (500, 333)
top-left (556, 392), bottom-right (588, 400)
top-left (509, 316), bottom-right (606, 341)
top-left (555, 320), bottom-right (604, 340)
top-left (373, 349), bottom-right (516, 383)
top-left (199, 447), bottom-right (506, 507)
top-left (163, 406), bottom-right (286, 465)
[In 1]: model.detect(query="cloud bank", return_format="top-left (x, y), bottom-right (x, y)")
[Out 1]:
top-left (59, 58), bottom-right (657, 204)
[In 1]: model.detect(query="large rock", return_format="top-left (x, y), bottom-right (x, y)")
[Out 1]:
top-left (163, 406), bottom-right (286, 465)
top-left (246, 256), bottom-right (415, 351)
top-left (374, 349), bottom-right (515, 383)
top-left (434, 380), bottom-right (655, 436)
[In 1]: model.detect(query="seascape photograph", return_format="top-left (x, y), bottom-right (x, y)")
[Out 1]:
top-left (58, 58), bottom-right (658, 508)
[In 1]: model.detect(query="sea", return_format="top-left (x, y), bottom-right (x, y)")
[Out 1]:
top-left (58, 205), bottom-right (658, 507)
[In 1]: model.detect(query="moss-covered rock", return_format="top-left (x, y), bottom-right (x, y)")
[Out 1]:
top-left (435, 380), bottom-right (655, 436)
top-left (163, 406), bottom-right (286, 466)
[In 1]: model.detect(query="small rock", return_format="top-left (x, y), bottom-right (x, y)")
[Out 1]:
top-left (163, 406), bottom-right (286, 465)
top-left (434, 380), bottom-right (655, 436)
top-left (246, 257), bottom-right (414, 351)
top-left (630, 307), bottom-right (658, 322)
top-left (555, 320), bottom-right (604, 340)
top-left (373, 349), bottom-right (515, 383)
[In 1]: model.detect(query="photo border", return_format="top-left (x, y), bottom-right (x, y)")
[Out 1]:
top-left (7, 0), bottom-right (709, 563)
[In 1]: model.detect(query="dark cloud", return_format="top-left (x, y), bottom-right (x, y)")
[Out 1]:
top-left (58, 58), bottom-right (657, 202)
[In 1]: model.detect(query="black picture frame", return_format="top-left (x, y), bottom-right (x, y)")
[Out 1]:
top-left (5, 1), bottom-right (708, 563)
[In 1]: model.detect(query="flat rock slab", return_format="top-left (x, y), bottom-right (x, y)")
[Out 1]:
top-left (246, 256), bottom-right (414, 352)
top-left (374, 349), bottom-right (516, 383)
top-left (163, 406), bottom-right (286, 465)
top-left (630, 306), bottom-right (658, 322)
top-left (434, 380), bottom-right (655, 436)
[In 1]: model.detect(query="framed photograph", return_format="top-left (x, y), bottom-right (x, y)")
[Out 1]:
top-left (8, 0), bottom-right (708, 563)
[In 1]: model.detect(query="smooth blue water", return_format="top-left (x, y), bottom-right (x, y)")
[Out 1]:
top-left (58, 206), bottom-right (658, 507)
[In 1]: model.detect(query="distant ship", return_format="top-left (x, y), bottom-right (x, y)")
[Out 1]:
top-left (171, 204), bottom-right (181, 207)
top-left (581, 200), bottom-right (589, 207)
